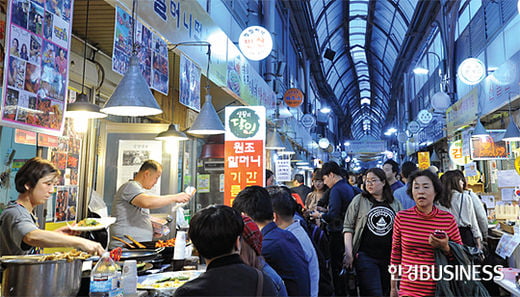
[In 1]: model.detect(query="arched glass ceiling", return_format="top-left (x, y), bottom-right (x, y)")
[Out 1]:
top-left (309, 0), bottom-right (418, 139)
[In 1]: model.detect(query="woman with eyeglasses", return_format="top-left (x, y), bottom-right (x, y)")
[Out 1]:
top-left (0, 157), bottom-right (105, 256)
top-left (343, 167), bottom-right (402, 296)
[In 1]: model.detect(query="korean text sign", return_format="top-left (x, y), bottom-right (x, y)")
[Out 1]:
top-left (224, 106), bottom-right (265, 206)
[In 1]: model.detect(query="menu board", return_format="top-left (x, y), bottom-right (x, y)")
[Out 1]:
top-left (112, 6), bottom-right (169, 95)
top-left (1, 0), bottom-right (74, 136)
top-left (224, 106), bottom-right (265, 206)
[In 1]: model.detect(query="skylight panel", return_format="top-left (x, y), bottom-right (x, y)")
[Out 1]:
top-left (360, 90), bottom-right (371, 98)
top-left (350, 2), bottom-right (368, 15)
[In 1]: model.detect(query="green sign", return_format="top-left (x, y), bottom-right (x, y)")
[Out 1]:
top-left (228, 108), bottom-right (260, 139)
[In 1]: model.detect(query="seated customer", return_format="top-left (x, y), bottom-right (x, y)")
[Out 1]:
top-left (174, 205), bottom-right (276, 296)
top-left (233, 186), bottom-right (310, 297)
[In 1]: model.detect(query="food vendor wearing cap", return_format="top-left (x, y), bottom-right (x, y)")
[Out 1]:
top-left (109, 160), bottom-right (192, 248)
top-left (0, 157), bottom-right (105, 256)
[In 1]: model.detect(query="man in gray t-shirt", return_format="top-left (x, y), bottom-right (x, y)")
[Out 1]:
top-left (109, 160), bottom-right (192, 248)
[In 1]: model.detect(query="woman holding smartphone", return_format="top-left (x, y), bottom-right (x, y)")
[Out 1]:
top-left (390, 170), bottom-right (462, 297)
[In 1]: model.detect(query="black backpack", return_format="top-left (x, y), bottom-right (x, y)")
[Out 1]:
top-left (308, 223), bottom-right (334, 296)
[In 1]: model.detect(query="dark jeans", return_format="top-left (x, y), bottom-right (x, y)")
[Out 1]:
top-left (329, 231), bottom-right (346, 296)
top-left (355, 251), bottom-right (390, 297)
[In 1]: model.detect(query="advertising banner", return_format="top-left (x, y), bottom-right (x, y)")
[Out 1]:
top-left (224, 106), bottom-right (265, 206)
top-left (1, 0), bottom-right (74, 135)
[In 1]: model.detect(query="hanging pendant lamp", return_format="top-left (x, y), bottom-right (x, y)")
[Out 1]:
top-left (155, 124), bottom-right (188, 141)
top-left (187, 44), bottom-right (225, 135)
top-left (472, 117), bottom-right (489, 137)
top-left (266, 128), bottom-right (285, 150)
top-left (187, 94), bottom-right (225, 135)
top-left (100, 0), bottom-right (162, 117)
top-left (501, 93), bottom-right (520, 142)
top-left (502, 116), bottom-right (520, 141)
top-left (101, 55), bottom-right (162, 116)
top-left (65, 0), bottom-right (106, 119)
top-left (66, 93), bottom-right (107, 119)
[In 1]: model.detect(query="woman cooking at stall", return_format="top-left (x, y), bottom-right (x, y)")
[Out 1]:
top-left (0, 157), bottom-right (105, 256)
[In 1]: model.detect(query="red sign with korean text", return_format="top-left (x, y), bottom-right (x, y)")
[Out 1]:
top-left (224, 106), bottom-right (266, 206)
top-left (224, 140), bottom-right (264, 206)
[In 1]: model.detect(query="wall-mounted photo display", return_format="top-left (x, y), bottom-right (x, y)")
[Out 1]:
top-left (112, 6), bottom-right (169, 95)
top-left (1, 0), bottom-right (74, 136)
top-left (179, 54), bottom-right (201, 112)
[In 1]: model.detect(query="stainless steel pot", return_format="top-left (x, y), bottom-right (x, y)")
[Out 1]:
top-left (1, 258), bottom-right (82, 297)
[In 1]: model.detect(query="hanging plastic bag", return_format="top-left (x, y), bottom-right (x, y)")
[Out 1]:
top-left (89, 191), bottom-right (108, 217)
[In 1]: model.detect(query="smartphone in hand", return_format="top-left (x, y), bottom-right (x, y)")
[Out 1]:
top-left (432, 230), bottom-right (447, 239)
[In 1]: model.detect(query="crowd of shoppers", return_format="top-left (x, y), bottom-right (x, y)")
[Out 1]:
top-left (0, 156), bottom-right (492, 297)
top-left (174, 160), bottom-right (489, 297)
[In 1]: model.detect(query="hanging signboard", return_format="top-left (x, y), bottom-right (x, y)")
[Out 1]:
top-left (417, 109), bottom-right (433, 125)
top-left (275, 159), bottom-right (291, 182)
top-left (283, 88), bottom-right (304, 108)
top-left (407, 121), bottom-right (420, 134)
top-left (301, 113), bottom-right (316, 128)
top-left (470, 130), bottom-right (509, 160)
top-left (449, 140), bottom-right (466, 166)
top-left (179, 54), bottom-right (201, 112)
top-left (1, 0), bottom-right (75, 136)
top-left (238, 26), bottom-right (273, 61)
top-left (112, 6), bottom-right (169, 95)
top-left (224, 106), bottom-right (265, 206)
top-left (417, 151), bottom-right (430, 169)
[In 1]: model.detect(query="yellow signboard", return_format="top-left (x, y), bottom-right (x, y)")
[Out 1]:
top-left (418, 152), bottom-right (430, 170)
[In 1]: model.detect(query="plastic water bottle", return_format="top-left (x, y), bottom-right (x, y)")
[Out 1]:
top-left (89, 252), bottom-right (122, 297)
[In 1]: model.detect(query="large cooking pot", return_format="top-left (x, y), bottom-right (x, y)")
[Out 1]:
top-left (1, 258), bottom-right (82, 297)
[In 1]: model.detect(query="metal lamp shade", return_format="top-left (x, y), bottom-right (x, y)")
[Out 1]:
top-left (266, 128), bottom-right (285, 150)
top-left (101, 55), bottom-right (162, 116)
top-left (430, 150), bottom-right (441, 162)
top-left (187, 94), bottom-right (225, 135)
top-left (502, 116), bottom-right (520, 141)
top-left (472, 118), bottom-right (489, 137)
top-left (66, 93), bottom-right (107, 119)
top-left (155, 124), bottom-right (188, 141)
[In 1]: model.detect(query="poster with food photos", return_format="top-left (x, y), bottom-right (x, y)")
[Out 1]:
top-left (112, 6), bottom-right (168, 95)
top-left (1, 0), bottom-right (74, 136)
top-left (48, 118), bottom-right (80, 222)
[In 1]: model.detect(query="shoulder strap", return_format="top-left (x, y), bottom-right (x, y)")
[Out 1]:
top-left (458, 192), bottom-right (464, 219)
top-left (256, 268), bottom-right (264, 296)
